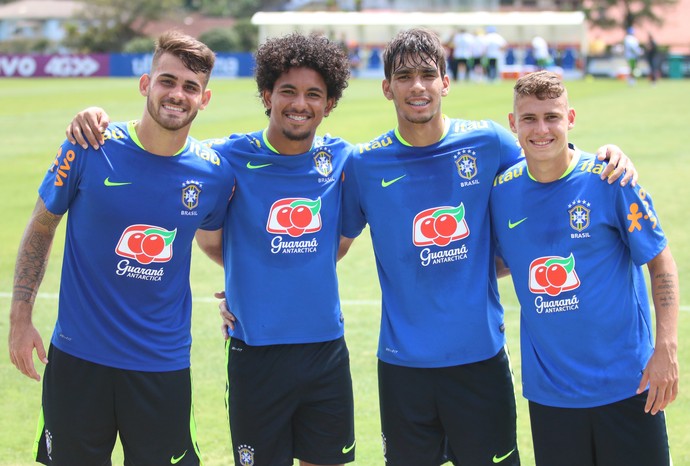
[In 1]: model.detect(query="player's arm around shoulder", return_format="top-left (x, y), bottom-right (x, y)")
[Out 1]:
top-left (66, 106), bottom-right (111, 150)
top-left (595, 144), bottom-right (638, 186)
top-left (638, 245), bottom-right (680, 415)
top-left (9, 197), bottom-right (63, 381)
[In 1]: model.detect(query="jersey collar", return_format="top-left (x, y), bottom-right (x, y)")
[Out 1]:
top-left (526, 143), bottom-right (581, 182)
top-left (262, 128), bottom-right (315, 155)
top-left (127, 120), bottom-right (186, 156)
top-left (394, 115), bottom-right (450, 147)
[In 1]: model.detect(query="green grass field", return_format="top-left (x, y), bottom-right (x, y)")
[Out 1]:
top-left (1, 76), bottom-right (688, 465)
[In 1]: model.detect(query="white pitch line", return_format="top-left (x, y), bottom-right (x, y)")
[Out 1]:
top-left (0, 292), bottom-right (688, 311)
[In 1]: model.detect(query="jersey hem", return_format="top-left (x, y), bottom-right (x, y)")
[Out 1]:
top-left (377, 341), bottom-right (505, 368)
top-left (524, 387), bottom-right (642, 409)
top-left (231, 330), bottom-right (345, 347)
top-left (51, 341), bottom-right (191, 372)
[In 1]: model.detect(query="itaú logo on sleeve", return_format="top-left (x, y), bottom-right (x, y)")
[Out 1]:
top-left (266, 197), bottom-right (322, 237)
top-left (413, 203), bottom-right (469, 247)
top-left (529, 253), bottom-right (580, 296)
top-left (115, 224), bottom-right (177, 264)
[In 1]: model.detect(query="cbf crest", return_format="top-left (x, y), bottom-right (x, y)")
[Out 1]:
top-left (237, 444), bottom-right (255, 466)
top-left (182, 180), bottom-right (202, 211)
top-left (455, 149), bottom-right (478, 181)
top-left (568, 199), bottom-right (591, 232)
top-left (313, 149), bottom-right (333, 177)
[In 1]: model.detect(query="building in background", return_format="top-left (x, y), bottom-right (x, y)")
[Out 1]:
top-left (0, 0), bottom-right (84, 45)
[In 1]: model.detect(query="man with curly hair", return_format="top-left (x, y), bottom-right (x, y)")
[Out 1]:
top-left (11, 31), bottom-right (232, 466)
top-left (198, 32), bottom-right (356, 466)
top-left (66, 32), bottom-right (355, 466)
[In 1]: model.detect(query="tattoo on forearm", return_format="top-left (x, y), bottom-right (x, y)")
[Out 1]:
top-left (13, 210), bottom-right (59, 305)
top-left (653, 273), bottom-right (678, 311)
top-left (35, 210), bottom-right (61, 233)
top-left (12, 285), bottom-right (36, 304)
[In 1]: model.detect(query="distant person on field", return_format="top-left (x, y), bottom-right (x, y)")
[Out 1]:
top-left (531, 35), bottom-right (551, 70)
top-left (448, 28), bottom-right (475, 81)
top-left (471, 27), bottom-right (487, 81)
top-left (483, 26), bottom-right (507, 82)
top-left (491, 70), bottom-right (679, 466)
top-left (624, 27), bottom-right (644, 85)
top-left (8, 31), bottom-right (233, 465)
top-left (646, 32), bottom-right (661, 85)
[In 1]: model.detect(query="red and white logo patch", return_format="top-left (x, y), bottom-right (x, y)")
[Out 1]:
top-left (115, 224), bottom-right (176, 264)
top-left (413, 203), bottom-right (469, 247)
top-left (266, 197), bottom-right (322, 238)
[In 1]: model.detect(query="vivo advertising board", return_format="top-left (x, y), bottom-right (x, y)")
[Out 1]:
top-left (0, 53), bottom-right (253, 78)
top-left (0, 54), bottom-right (109, 77)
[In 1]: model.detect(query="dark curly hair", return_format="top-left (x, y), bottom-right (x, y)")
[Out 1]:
top-left (254, 32), bottom-right (350, 116)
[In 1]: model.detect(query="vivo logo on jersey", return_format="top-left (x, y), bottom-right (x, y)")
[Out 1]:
top-left (266, 197), bottom-right (322, 238)
top-left (50, 147), bottom-right (76, 187)
top-left (413, 203), bottom-right (469, 247)
top-left (115, 224), bottom-right (176, 264)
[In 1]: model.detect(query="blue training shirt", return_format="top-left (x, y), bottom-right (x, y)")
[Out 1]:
top-left (342, 118), bottom-right (522, 368)
top-left (39, 121), bottom-right (235, 371)
top-left (205, 130), bottom-right (350, 345)
top-left (490, 147), bottom-right (667, 408)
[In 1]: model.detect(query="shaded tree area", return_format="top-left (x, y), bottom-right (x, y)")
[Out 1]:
top-left (199, 19), bottom-right (257, 52)
top-left (186, 0), bottom-right (285, 17)
top-left (584, 0), bottom-right (678, 31)
top-left (64, 0), bottom-right (184, 52)
top-left (60, 0), bottom-right (263, 53)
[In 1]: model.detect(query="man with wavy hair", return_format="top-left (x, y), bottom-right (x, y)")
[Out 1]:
top-left (9, 31), bottom-right (233, 465)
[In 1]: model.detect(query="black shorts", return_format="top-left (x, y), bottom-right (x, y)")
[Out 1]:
top-left (529, 392), bottom-right (670, 466)
top-left (378, 347), bottom-right (519, 466)
top-left (227, 336), bottom-right (355, 466)
top-left (35, 345), bottom-right (201, 466)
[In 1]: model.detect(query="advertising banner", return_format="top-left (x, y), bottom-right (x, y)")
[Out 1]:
top-left (0, 54), bottom-right (109, 77)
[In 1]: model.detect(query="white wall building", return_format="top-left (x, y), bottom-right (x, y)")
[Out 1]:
top-left (0, 0), bottom-right (84, 43)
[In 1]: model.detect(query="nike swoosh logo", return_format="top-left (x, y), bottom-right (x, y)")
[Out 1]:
top-left (508, 217), bottom-right (527, 229)
top-left (342, 439), bottom-right (356, 454)
top-left (381, 175), bottom-right (406, 187)
top-left (170, 450), bottom-right (187, 464)
top-left (493, 447), bottom-right (516, 463)
top-left (246, 161), bottom-right (272, 169)
top-left (104, 177), bottom-right (132, 187)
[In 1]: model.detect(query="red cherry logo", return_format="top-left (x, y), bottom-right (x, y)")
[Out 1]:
top-left (127, 232), bottom-right (145, 254)
top-left (290, 205), bottom-right (313, 229)
top-left (276, 206), bottom-right (293, 228)
top-left (434, 214), bottom-right (456, 237)
top-left (142, 233), bottom-right (165, 257)
top-left (420, 217), bottom-right (438, 239)
top-left (546, 264), bottom-right (568, 287)
top-left (534, 265), bottom-right (549, 287)
top-left (135, 253), bottom-right (154, 264)
top-left (286, 226), bottom-right (305, 237)
top-left (433, 236), bottom-right (452, 246)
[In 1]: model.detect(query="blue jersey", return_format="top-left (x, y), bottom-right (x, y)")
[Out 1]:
top-left (489, 148), bottom-right (667, 408)
top-left (342, 118), bottom-right (522, 368)
top-left (205, 130), bottom-right (350, 345)
top-left (39, 121), bottom-right (234, 371)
